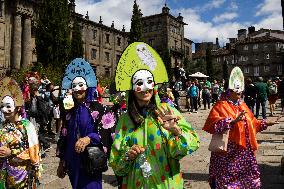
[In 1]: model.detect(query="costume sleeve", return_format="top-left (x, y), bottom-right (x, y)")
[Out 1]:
top-left (87, 133), bottom-right (101, 145)
top-left (56, 118), bottom-right (68, 160)
top-left (253, 118), bottom-right (267, 133)
top-left (166, 105), bottom-right (200, 160)
top-left (202, 102), bottom-right (233, 134)
top-left (109, 115), bottom-right (132, 176)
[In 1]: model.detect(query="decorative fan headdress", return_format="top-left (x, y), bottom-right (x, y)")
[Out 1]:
top-left (228, 66), bottom-right (244, 93)
top-left (115, 42), bottom-right (168, 91)
top-left (0, 77), bottom-right (24, 107)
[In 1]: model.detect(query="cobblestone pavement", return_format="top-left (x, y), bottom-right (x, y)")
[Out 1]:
top-left (39, 105), bottom-right (284, 189)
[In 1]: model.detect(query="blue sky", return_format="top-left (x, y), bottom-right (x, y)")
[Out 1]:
top-left (76, 0), bottom-right (282, 47)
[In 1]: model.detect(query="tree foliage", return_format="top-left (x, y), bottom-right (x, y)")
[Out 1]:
top-left (129, 0), bottom-right (143, 44)
top-left (206, 47), bottom-right (213, 77)
top-left (70, 18), bottom-right (84, 60)
top-left (36, 0), bottom-right (71, 69)
top-left (160, 48), bottom-right (173, 81)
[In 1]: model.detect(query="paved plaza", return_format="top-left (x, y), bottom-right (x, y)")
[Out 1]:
top-left (39, 105), bottom-right (284, 189)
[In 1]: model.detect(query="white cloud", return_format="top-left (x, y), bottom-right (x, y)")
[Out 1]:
top-left (254, 0), bottom-right (282, 30)
top-left (212, 12), bottom-right (238, 23)
top-left (255, 0), bottom-right (281, 16)
top-left (75, 0), bottom-right (163, 31)
top-left (228, 1), bottom-right (238, 11)
top-left (75, 0), bottom-right (283, 49)
top-left (203, 0), bottom-right (226, 10)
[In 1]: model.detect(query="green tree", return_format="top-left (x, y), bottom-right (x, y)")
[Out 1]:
top-left (206, 47), bottom-right (213, 77)
top-left (129, 0), bottom-right (143, 44)
top-left (222, 60), bottom-right (229, 81)
top-left (36, 0), bottom-right (71, 69)
top-left (160, 48), bottom-right (173, 80)
top-left (70, 18), bottom-right (84, 59)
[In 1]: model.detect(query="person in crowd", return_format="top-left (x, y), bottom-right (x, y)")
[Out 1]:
top-left (96, 80), bottom-right (106, 104)
top-left (244, 78), bottom-right (257, 114)
top-left (202, 84), bottom-right (211, 110)
top-left (279, 77), bottom-right (284, 115)
top-left (57, 58), bottom-right (115, 189)
top-left (255, 77), bottom-right (269, 119)
top-left (267, 79), bottom-right (278, 116)
top-left (109, 42), bottom-right (199, 189)
top-left (185, 80), bottom-right (192, 111)
top-left (40, 74), bottom-right (51, 91)
top-left (188, 81), bottom-right (199, 113)
top-left (211, 80), bottom-right (219, 104)
top-left (202, 67), bottom-right (281, 189)
top-left (0, 77), bottom-right (41, 188)
top-left (195, 79), bottom-right (202, 108)
top-left (29, 84), bottom-right (51, 153)
top-left (44, 83), bottom-right (56, 135)
top-left (172, 77), bottom-right (183, 111)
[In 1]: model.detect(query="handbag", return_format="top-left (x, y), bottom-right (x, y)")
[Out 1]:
top-left (81, 144), bottom-right (108, 175)
top-left (208, 129), bottom-right (229, 153)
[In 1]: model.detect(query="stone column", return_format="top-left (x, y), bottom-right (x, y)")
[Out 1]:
top-left (12, 13), bottom-right (22, 69)
top-left (22, 17), bottom-right (32, 68)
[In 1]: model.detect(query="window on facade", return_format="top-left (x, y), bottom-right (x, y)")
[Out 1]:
top-left (255, 55), bottom-right (258, 61)
top-left (93, 30), bottom-right (97, 40)
top-left (185, 46), bottom-right (190, 56)
top-left (264, 65), bottom-right (270, 72)
top-left (149, 39), bottom-right (154, 46)
top-left (116, 54), bottom-right (121, 64)
top-left (253, 44), bottom-right (258, 50)
top-left (105, 68), bottom-right (110, 77)
top-left (277, 64), bottom-right (282, 73)
top-left (174, 40), bottom-right (178, 49)
top-left (91, 49), bottom-right (97, 59)
top-left (264, 44), bottom-right (268, 48)
top-left (117, 37), bottom-right (121, 46)
top-left (0, 2), bottom-right (3, 17)
top-left (105, 34), bottom-right (110, 44)
top-left (243, 45), bottom-right (248, 50)
top-left (254, 66), bottom-right (259, 76)
top-left (105, 52), bottom-right (110, 62)
top-left (266, 54), bottom-right (270, 59)
top-left (244, 67), bottom-right (249, 73)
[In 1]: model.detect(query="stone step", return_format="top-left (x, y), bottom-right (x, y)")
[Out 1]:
top-left (263, 149), bottom-right (284, 156)
top-left (276, 144), bottom-right (284, 150)
top-left (257, 156), bottom-right (282, 163)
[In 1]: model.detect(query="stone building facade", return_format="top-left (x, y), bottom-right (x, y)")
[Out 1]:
top-left (0, 0), bottom-right (37, 77)
top-left (141, 4), bottom-right (192, 69)
top-left (212, 27), bottom-right (284, 79)
top-left (0, 1), bottom-right (193, 78)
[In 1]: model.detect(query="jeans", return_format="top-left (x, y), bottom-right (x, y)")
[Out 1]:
top-left (245, 98), bottom-right (256, 114)
top-left (203, 93), bottom-right (211, 109)
top-left (255, 98), bottom-right (267, 119)
top-left (174, 96), bottom-right (180, 110)
top-left (191, 96), bottom-right (198, 111)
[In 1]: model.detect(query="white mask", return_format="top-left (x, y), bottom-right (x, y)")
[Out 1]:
top-left (132, 70), bottom-right (154, 92)
top-left (232, 79), bottom-right (243, 93)
top-left (72, 77), bottom-right (87, 92)
top-left (1, 96), bottom-right (16, 113)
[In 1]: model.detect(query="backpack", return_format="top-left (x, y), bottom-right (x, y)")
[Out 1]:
top-left (269, 85), bottom-right (277, 95)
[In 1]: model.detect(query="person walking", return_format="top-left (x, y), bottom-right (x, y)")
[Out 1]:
top-left (188, 81), bottom-right (199, 113)
top-left (211, 80), bottom-right (219, 104)
top-left (255, 77), bottom-right (269, 119)
top-left (109, 42), bottom-right (200, 189)
top-left (0, 77), bottom-right (41, 188)
top-left (244, 78), bottom-right (257, 114)
top-left (172, 77), bottom-right (183, 111)
top-left (203, 67), bottom-right (280, 189)
top-left (57, 58), bottom-right (115, 189)
top-left (267, 79), bottom-right (278, 116)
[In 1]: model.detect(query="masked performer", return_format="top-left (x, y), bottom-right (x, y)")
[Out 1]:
top-left (56, 58), bottom-right (115, 189)
top-left (0, 77), bottom-right (40, 189)
top-left (109, 42), bottom-right (200, 189)
top-left (203, 67), bottom-right (281, 189)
